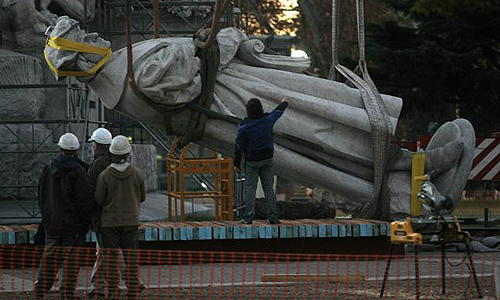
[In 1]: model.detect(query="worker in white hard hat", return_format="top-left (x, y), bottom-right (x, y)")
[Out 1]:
top-left (95, 135), bottom-right (146, 299)
top-left (86, 127), bottom-right (113, 297)
top-left (88, 127), bottom-right (113, 191)
top-left (34, 133), bottom-right (94, 300)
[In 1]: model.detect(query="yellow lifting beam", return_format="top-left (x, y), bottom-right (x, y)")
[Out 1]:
top-left (411, 152), bottom-right (426, 216)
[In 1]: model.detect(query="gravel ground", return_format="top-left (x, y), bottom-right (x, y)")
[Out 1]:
top-left (0, 278), bottom-right (494, 300)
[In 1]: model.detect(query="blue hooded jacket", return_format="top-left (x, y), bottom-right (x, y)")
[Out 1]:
top-left (234, 101), bottom-right (288, 168)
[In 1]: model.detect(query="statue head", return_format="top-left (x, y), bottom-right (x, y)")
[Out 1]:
top-left (44, 16), bottom-right (111, 80)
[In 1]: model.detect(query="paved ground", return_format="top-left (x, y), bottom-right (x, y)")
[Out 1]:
top-left (0, 252), bottom-right (498, 299)
top-left (0, 194), bottom-right (211, 225)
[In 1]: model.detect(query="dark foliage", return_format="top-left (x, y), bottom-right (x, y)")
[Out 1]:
top-left (367, 0), bottom-right (500, 138)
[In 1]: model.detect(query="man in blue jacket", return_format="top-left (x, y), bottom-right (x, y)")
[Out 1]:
top-left (234, 97), bottom-right (289, 224)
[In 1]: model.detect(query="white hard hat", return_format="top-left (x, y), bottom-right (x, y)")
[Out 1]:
top-left (109, 135), bottom-right (132, 155)
top-left (58, 133), bottom-right (80, 150)
top-left (89, 128), bottom-right (112, 144)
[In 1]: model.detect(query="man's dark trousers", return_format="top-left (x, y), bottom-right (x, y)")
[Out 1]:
top-left (97, 226), bottom-right (141, 296)
top-left (243, 158), bottom-right (279, 222)
top-left (34, 232), bottom-right (86, 298)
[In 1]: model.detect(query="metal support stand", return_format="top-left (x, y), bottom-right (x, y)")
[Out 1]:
top-left (415, 245), bottom-right (420, 300)
top-left (381, 240), bottom-right (483, 299)
top-left (465, 242), bottom-right (483, 298)
top-left (439, 241), bottom-right (482, 299)
top-left (379, 243), bottom-right (394, 298)
top-left (380, 215), bottom-right (483, 299)
top-left (380, 244), bottom-right (421, 300)
top-left (441, 243), bottom-right (446, 295)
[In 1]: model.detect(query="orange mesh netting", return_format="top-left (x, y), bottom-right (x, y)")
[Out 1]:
top-left (0, 245), bottom-right (498, 299)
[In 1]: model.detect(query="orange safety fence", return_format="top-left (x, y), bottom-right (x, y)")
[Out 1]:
top-left (0, 245), bottom-right (498, 299)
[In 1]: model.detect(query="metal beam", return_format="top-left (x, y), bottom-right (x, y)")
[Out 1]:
top-left (0, 84), bottom-right (66, 89)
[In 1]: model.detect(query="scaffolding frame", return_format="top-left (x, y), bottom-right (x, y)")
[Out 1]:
top-left (0, 118), bottom-right (107, 220)
top-left (0, 79), bottom-right (108, 221)
top-left (167, 139), bottom-right (234, 222)
top-left (98, 0), bottom-right (233, 41)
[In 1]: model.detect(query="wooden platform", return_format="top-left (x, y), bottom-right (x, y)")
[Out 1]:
top-left (0, 218), bottom-right (389, 245)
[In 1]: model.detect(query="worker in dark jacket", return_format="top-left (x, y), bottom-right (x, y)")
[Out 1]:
top-left (86, 127), bottom-right (113, 297)
top-left (34, 132), bottom-right (94, 300)
top-left (95, 135), bottom-right (146, 299)
top-left (234, 97), bottom-right (289, 224)
top-left (33, 155), bottom-right (88, 246)
top-left (88, 128), bottom-right (113, 193)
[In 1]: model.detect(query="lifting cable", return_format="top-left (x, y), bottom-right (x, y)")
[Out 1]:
top-left (177, 0), bottom-right (232, 148)
top-left (125, 0), bottom-right (160, 93)
top-left (194, 0), bottom-right (232, 49)
top-left (153, 0), bottom-right (160, 38)
top-left (329, 0), bottom-right (393, 220)
top-left (125, 0), bottom-right (138, 93)
top-left (124, 0), bottom-right (234, 147)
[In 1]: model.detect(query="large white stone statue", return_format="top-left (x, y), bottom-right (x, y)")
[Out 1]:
top-left (44, 16), bottom-right (475, 219)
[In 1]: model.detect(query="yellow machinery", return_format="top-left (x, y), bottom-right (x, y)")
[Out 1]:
top-left (390, 218), bottom-right (422, 246)
top-left (380, 171), bottom-right (482, 300)
top-left (167, 139), bottom-right (234, 222)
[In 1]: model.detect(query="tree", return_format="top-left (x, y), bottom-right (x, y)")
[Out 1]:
top-left (297, 0), bottom-right (391, 77)
top-left (236, 1), bottom-right (499, 137)
top-left (367, 0), bottom-right (500, 138)
top-left (235, 0), bottom-right (300, 36)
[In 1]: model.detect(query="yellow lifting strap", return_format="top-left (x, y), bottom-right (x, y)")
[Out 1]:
top-left (411, 152), bottom-right (426, 216)
top-left (43, 36), bottom-right (112, 77)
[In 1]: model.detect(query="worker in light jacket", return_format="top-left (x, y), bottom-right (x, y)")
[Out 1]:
top-left (94, 135), bottom-right (145, 299)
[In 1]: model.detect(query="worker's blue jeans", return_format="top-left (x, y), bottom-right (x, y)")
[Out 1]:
top-left (243, 158), bottom-right (279, 222)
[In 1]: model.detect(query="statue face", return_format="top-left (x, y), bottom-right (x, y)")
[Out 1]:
top-left (50, 16), bottom-right (110, 48)
top-left (45, 16), bottom-right (111, 77)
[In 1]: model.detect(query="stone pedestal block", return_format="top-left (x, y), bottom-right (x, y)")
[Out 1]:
top-left (129, 144), bottom-right (158, 192)
top-left (0, 50), bottom-right (45, 120)
top-left (81, 143), bottom-right (158, 192)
